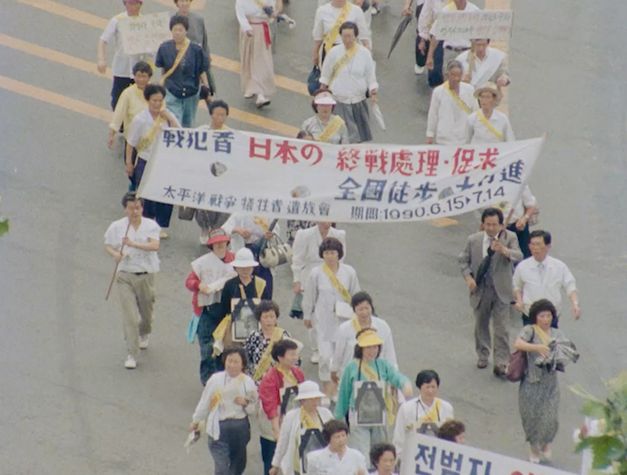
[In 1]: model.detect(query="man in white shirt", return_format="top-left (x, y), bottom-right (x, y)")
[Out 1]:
top-left (410, 0), bottom-right (445, 85)
top-left (104, 192), bottom-right (160, 369)
top-left (513, 230), bottom-right (580, 327)
top-left (426, 59), bottom-right (476, 145)
top-left (291, 222), bottom-right (347, 363)
top-left (457, 39), bottom-right (510, 88)
top-left (393, 370), bottom-right (454, 457)
top-left (307, 420), bottom-right (367, 475)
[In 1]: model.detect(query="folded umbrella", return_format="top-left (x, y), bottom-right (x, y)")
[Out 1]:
top-left (371, 103), bottom-right (386, 131)
top-left (387, 14), bottom-right (413, 59)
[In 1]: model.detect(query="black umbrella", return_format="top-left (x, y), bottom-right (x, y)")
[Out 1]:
top-left (387, 14), bottom-right (413, 59)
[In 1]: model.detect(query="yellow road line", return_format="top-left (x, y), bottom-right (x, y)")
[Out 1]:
top-left (430, 217), bottom-right (458, 228)
top-left (153, 0), bottom-right (206, 10)
top-left (16, 0), bottom-right (309, 96)
top-left (0, 33), bottom-right (298, 135)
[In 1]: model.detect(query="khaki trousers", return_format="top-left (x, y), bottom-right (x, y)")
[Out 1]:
top-left (473, 281), bottom-right (510, 367)
top-left (117, 271), bottom-right (155, 357)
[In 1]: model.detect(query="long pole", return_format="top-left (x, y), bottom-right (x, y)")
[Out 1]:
top-left (105, 221), bottom-right (132, 301)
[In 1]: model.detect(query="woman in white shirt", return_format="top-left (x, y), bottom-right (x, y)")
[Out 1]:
top-left (190, 347), bottom-right (258, 475)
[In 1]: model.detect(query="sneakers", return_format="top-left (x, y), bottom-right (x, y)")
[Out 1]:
top-left (199, 229), bottom-right (209, 245)
top-left (124, 355), bottom-right (137, 369)
top-left (159, 230), bottom-right (169, 239)
top-left (256, 94), bottom-right (271, 109)
top-left (310, 350), bottom-right (320, 364)
top-left (139, 335), bottom-right (150, 350)
top-left (414, 64), bottom-right (425, 75)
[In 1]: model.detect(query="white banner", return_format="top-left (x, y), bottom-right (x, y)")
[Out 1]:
top-left (433, 10), bottom-right (513, 41)
top-left (401, 433), bottom-right (576, 475)
top-left (138, 129), bottom-right (544, 223)
top-left (118, 12), bottom-right (171, 55)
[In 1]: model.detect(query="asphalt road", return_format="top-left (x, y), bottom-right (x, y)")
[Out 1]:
top-left (1, 0), bottom-right (626, 473)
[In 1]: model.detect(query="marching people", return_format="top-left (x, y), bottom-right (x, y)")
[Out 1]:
top-left (335, 329), bottom-right (413, 462)
top-left (409, 0), bottom-right (444, 83)
top-left (319, 21), bottom-right (378, 143)
top-left (513, 230), bottom-right (580, 327)
top-left (104, 192), bottom-right (160, 369)
top-left (458, 207), bottom-right (522, 377)
top-left (269, 381), bottom-right (334, 475)
top-left (259, 339), bottom-right (305, 475)
top-left (425, 59), bottom-right (476, 145)
top-left (155, 15), bottom-right (210, 127)
top-left (458, 38), bottom-right (511, 88)
top-left (306, 420), bottom-right (368, 475)
top-left (291, 222), bottom-right (347, 363)
top-left (514, 299), bottom-right (579, 463)
top-left (185, 229), bottom-right (236, 386)
top-left (393, 369), bottom-right (454, 456)
top-left (303, 237), bottom-right (360, 399)
top-left (97, 0), bottom-right (149, 110)
top-left (189, 346), bottom-right (258, 475)
top-left (369, 443), bottom-right (398, 475)
top-left (235, 0), bottom-right (281, 108)
top-left (331, 291), bottom-right (397, 384)
top-left (125, 84), bottom-right (180, 238)
top-left (301, 90), bottom-right (350, 144)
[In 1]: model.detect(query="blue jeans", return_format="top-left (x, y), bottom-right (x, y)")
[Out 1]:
top-left (260, 436), bottom-right (276, 475)
top-left (165, 90), bottom-right (199, 127)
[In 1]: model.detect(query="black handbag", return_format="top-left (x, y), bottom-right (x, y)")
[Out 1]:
top-left (307, 66), bottom-right (321, 96)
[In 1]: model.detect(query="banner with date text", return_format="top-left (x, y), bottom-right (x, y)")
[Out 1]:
top-left (138, 128), bottom-right (544, 223)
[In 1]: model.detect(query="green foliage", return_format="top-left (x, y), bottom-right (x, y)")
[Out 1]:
top-left (0, 218), bottom-right (8, 236)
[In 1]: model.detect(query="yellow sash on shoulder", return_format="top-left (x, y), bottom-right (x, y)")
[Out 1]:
top-left (407, 398), bottom-right (442, 431)
top-left (253, 327), bottom-right (285, 382)
top-left (477, 110), bottom-right (504, 141)
top-left (444, 81), bottom-right (472, 114)
top-left (278, 366), bottom-right (298, 387)
top-left (322, 263), bottom-right (351, 303)
top-left (324, 2), bottom-right (351, 53)
top-left (136, 116), bottom-right (164, 153)
top-left (533, 325), bottom-right (551, 345)
top-left (351, 316), bottom-right (362, 333)
top-left (359, 359), bottom-right (399, 426)
top-left (328, 45), bottom-right (359, 87)
top-left (316, 115), bottom-right (345, 143)
top-left (160, 38), bottom-right (190, 85)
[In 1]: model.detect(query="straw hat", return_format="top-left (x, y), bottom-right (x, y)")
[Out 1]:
top-left (356, 329), bottom-right (384, 347)
top-left (295, 381), bottom-right (326, 401)
top-left (474, 82), bottom-right (502, 103)
top-left (230, 248), bottom-right (258, 268)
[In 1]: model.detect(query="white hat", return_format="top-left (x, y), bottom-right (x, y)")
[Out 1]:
top-left (313, 91), bottom-right (337, 106)
top-left (295, 381), bottom-right (326, 401)
top-left (231, 248), bottom-right (259, 268)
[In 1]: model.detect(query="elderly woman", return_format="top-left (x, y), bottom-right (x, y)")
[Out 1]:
top-left (269, 381), bottom-right (333, 475)
top-left (235, 0), bottom-right (281, 108)
top-left (369, 443), bottom-right (398, 475)
top-left (155, 15), bottom-right (209, 127)
top-left (335, 329), bottom-right (413, 461)
top-left (189, 346), bottom-right (258, 475)
top-left (185, 229), bottom-right (237, 385)
top-left (301, 90), bottom-right (349, 144)
top-left (126, 84), bottom-right (180, 238)
top-left (514, 299), bottom-right (571, 464)
top-left (319, 22), bottom-right (378, 143)
top-left (303, 237), bottom-right (360, 399)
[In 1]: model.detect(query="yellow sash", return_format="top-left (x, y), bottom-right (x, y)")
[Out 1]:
top-left (477, 110), bottom-right (504, 141)
top-left (300, 408), bottom-right (322, 430)
top-left (316, 115), bottom-right (345, 143)
top-left (406, 398), bottom-right (442, 431)
top-left (278, 366), bottom-right (298, 387)
top-left (359, 359), bottom-right (399, 426)
top-left (209, 391), bottom-right (223, 412)
top-left (324, 2), bottom-right (351, 53)
top-left (322, 263), bottom-right (351, 303)
top-left (160, 38), bottom-right (190, 85)
top-left (444, 81), bottom-right (472, 114)
top-left (351, 316), bottom-right (362, 333)
top-left (328, 45), bottom-right (359, 87)
top-left (253, 327), bottom-right (285, 382)
top-left (533, 325), bottom-right (551, 345)
top-left (136, 116), bottom-right (164, 153)
top-left (253, 216), bottom-right (270, 232)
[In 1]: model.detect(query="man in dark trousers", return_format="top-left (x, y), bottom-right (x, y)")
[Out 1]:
top-left (458, 207), bottom-right (522, 378)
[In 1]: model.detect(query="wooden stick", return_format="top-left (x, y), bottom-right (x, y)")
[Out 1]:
top-left (105, 221), bottom-right (132, 301)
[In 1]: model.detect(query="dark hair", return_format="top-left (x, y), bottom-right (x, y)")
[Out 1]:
top-left (481, 207), bottom-right (504, 224)
top-left (528, 299), bottom-right (557, 324)
top-left (132, 60), bottom-right (153, 76)
top-left (209, 99), bottom-right (229, 116)
top-left (319, 237), bottom-right (344, 260)
top-left (121, 191), bottom-right (143, 208)
top-left (416, 369), bottom-right (440, 389)
top-left (296, 130), bottom-right (313, 140)
top-left (222, 346), bottom-right (247, 370)
top-left (370, 443), bottom-right (396, 468)
top-left (254, 300), bottom-right (280, 321)
top-left (339, 21), bottom-right (359, 37)
top-left (351, 291), bottom-right (374, 312)
top-left (322, 419), bottom-right (349, 443)
top-left (271, 339), bottom-right (298, 362)
top-left (310, 89), bottom-right (336, 114)
top-left (529, 229), bottom-right (552, 245)
top-left (169, 14), bottom-right (189, 31)
top-left (353, 328), bottom-right (382, 359)
top-left (437, 420), bottom-right (466, 442)
top-left (144, 84), bottom-right (167, 101)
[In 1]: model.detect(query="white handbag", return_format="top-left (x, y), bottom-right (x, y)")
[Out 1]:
top-left (259, 233), bottom-right (292, 268)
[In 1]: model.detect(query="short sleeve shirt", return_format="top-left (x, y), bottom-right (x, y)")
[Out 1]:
top-left (104, 217), bottom-right (161, 273)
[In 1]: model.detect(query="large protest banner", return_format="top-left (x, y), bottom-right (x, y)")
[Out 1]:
top-left (432, 10), bottom-right (513, 41)
top-left (118, 12), bottom-right (171, 55)
top-left (401, 432), bottom-right (576, 475)
top-left (138, 129), bottom-right (544, 223)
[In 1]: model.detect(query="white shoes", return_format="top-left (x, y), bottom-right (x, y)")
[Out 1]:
top-left (124, 355), bottom-right (137, 369)
top-left (256, 94), bottom-right (271, 109)
top-left (199, 230), bottom-right (209, 245)
top-left (159, 230), bottom-right (169, 239)
top-left (139, 335), bottom-right (150, 350)
top-left (414, 64), bottom-right (425, 75)
top-left (310, 350), bottom-right (319, 364)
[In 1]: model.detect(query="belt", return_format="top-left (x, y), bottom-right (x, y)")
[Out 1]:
top-left (445, 45), bottom-right (469, 52)
top-left (133, 272), bottom-right (148, 275)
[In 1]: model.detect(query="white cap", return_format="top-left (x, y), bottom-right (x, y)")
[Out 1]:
top-left (231, 248), bottom-right (258, 268)
top-left (313, 91), bottom-right (337, 105)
